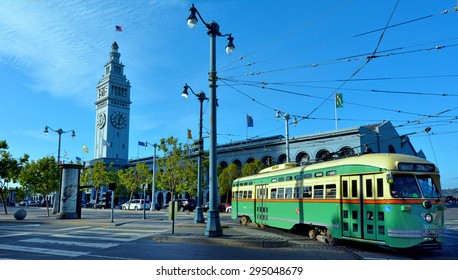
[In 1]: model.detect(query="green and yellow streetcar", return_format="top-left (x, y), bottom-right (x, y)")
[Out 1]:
top-left (231, 153), bottom-right (444, 248)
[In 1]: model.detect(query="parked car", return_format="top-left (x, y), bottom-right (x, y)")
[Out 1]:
top-left (201, 202), bottom-right (231, 212)
top-left (40, 200), bottom-right (52, 207)
top-left (96, 201), bottom-right (111, 209)
top-left (18, 200), bottom-right (27, 207)
top-left (164, 199), bottom-right (197, 212)
top-left (218, 203), bottom-right (231, 212)
top-left (121, 199), bottom-right (151, 210)
top-left (28, 201), bottom-right (37, 207)
top-left (177, 198), bottom-right (196, 212)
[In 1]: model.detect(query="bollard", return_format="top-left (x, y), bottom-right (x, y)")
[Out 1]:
top-left (14, 209), bottom-right (27, 220)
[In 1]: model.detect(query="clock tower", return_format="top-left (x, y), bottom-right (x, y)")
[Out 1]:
top-left (94, 41), bottom-right (131, 167)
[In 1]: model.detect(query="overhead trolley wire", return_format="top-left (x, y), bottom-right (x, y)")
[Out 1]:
top-left (219, 6), bottom-right (457, 79)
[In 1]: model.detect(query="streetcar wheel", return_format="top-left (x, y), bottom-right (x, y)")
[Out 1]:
top-left (241, 216), bottom-right (250, 226)
top-left (326, 231), bottom-right (337, 246)
top-left (257, 223), bottom-right (266, 229)
top-left (308, 229), bottom-right (316, 240)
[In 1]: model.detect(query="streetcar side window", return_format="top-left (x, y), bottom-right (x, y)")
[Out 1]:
top-left (243, 191), bottom-right (248, 199)
top-left (303, 186), bottom-right (312, 198)
top-left (343, 181), bottom-right (349, 198)
top-left (351, 180), bottom-right (358, 198)
top-left (278, 188), bottom-right (285, 199)
top-left (247, 190), bottom-right (253, 199)
top-left (377, 178), bottom-right (384, 197)
top-left (270, 188), bottom-right (277, 199)
top-left (314, 185), bottom-right (324, 199)
top-left (365, 179), bottom-right (373, 198)
top-left (285, 188), bottom-right (293, 199)
top-left (325, 184), bottom-right (336, 198)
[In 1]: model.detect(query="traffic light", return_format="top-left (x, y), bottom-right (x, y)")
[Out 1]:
top-left (108, 183), bottom-right (116, 191)
top-left (105, 191), bottom-right (112, 206)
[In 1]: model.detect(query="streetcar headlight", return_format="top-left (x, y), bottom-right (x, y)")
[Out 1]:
top-left (424, 213), bottom-right (433, 223)
top-left (422, 200), bottom-right (432, 209)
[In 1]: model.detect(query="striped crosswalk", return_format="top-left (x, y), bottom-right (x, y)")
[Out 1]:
top-left (0, 224), bottom-right (167, 259)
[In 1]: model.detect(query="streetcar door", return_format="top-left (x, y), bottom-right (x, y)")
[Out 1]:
top-left (255, 184), bottom-right (268, 225)
top-left (362, 175), bottom-right (377, 240)
top-left (341, 176), bottom-right (362, 239)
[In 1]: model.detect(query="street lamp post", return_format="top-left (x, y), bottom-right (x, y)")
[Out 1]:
top-left (44, 125), bottom-right (75, 214)
top-left (182, 83), bottom-right (207, 224)
top-left (44, 126), bottom-right (76, 164)
top-left (187, 3), bottom-right (235, 237)
top-left (275, 111), bottom-right (297, 163)
top-left (145, 141), bottom-right (157, 211)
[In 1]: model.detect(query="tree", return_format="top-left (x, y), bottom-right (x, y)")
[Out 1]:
top-left (218, 163), bottom-right (240, 203)
top-left (81, 162), bottom-right (120, 207)
top-left (241, 159), bottom-right (265, 176)
top-left (118, 163), bottom-right (151, 207)
top-left (18, 156), bottom-right (59, 216)
top-left (0, 140), bottom-right (29, 214)
top-left (156, 136), bottom-right (195, 201)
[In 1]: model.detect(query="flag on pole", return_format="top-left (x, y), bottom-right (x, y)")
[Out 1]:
top-left (138, 141), bottom-right (145, 147)
top-left (115, 25), bottom-right (123, 32)
top-left (76, 156), bottom-right (82, 161)
top-left (82, 145), bottom-right (89, 153)
top-left (335, 93), bottom-right (344, 108)
top-left (187, 129), bottom-right (193, 140)
top-left (247, 114), bottom-right (254, 127)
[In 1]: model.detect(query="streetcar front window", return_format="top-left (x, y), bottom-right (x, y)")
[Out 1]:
top-left (417, 175), bottom-right (440, 199)
top-left (390, 175), bottom-right (421, 198)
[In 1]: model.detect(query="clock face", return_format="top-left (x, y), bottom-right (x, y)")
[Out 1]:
top-left (97, 112), bottom-right (106, 128)
top-left (111, 112), bottom-right (127, 128)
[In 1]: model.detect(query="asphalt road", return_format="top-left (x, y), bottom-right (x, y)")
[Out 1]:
top-left (0, 205), bottom-right (457, 261)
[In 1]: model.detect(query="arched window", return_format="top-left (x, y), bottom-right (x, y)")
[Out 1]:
top-left (316, 149), bottom-right (330, 161)
top-left (339, 147), bottom-right (355, 157)
top-left (219, 161), bottom-right (228, 169)
top-left (277, 154), bottom-right (287, 164)
top-left (233, 159), bottom-right (242, 168)
top-left (261, 155), bottom-right (274, 166)
top-left (296, 152), bottom-right (310, 164)
top-left (246, 158), bottom-right (255, 164)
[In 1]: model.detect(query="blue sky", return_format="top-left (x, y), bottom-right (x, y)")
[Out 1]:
top-left (1, 1), bottom-right (457, 189)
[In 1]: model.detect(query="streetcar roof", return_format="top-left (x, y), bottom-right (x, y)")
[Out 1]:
top-left (234, 153), bottom-right (437, 182)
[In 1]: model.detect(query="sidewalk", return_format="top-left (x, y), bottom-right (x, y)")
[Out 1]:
top-left (0, 207), bottom-right (295, 248)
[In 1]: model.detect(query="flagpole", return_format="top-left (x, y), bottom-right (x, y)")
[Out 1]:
top-left (335, 94), bottom-right (338, 130)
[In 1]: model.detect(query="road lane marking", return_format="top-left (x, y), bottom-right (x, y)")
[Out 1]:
top-left (54, 226), bottom-right (91, 232)
top-left (21, 238), bottom-right (118, 248)
top-left (0, 244), bottom-right (88, 257)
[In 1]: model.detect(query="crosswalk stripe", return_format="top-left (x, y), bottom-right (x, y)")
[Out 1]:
top-left (54, 226), bottom-right (91, 232)
top-left (21, 238), bottom-right (118, 249)
top-left (0, 232), bottom-right (30, 238)
top-left (49, 233), bottom-right (152, 242)
top-left (0, 244), bottom-right (88, 257)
